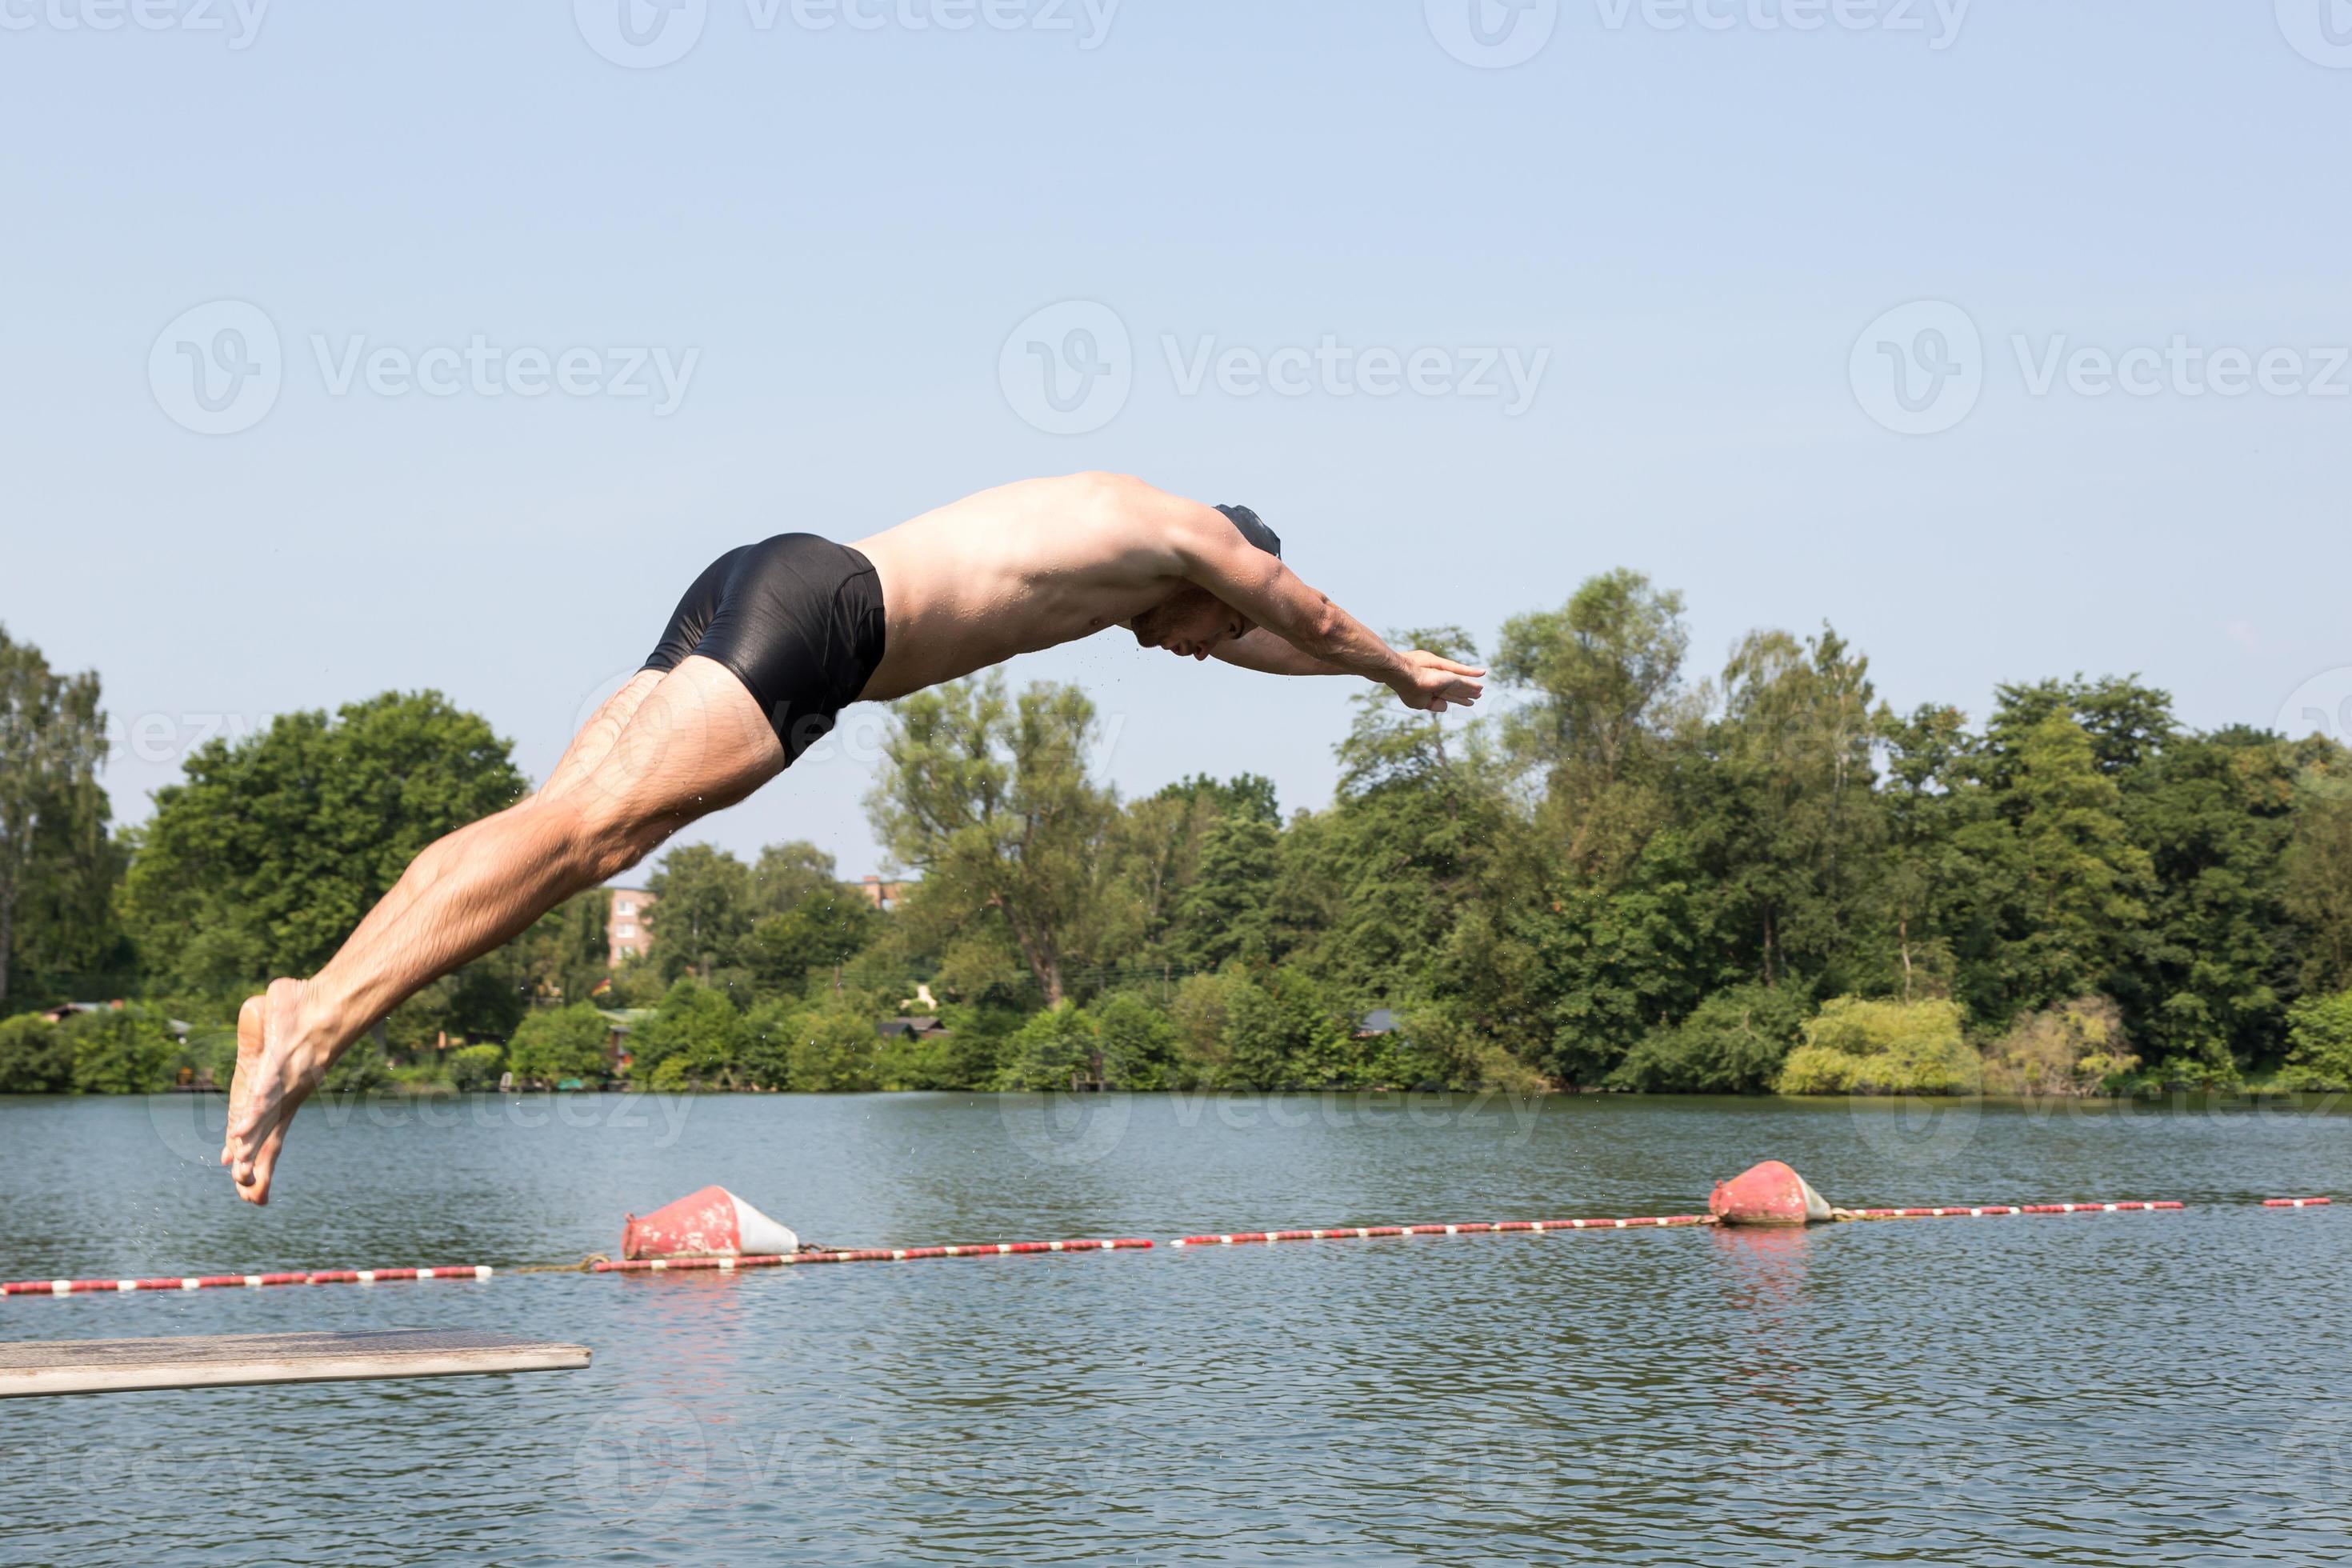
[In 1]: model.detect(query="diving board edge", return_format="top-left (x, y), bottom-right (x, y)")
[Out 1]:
top-left (0, 1329), bottom-right (590, 1398)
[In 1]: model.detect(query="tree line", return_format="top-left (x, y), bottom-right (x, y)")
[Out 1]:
top-left (10, 570), bottom-right (2352, 1098)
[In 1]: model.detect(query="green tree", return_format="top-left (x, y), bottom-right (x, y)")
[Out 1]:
top-left (2284, 752), bottom-right (2352, 997)
top-left (63, 1005), bottom-right (179, 1094)
top-left (1609, 982), bottom-right (1810, 1094)
top-left (999, 1002), bottom-right (1098, 1090)
top-left (446, 1042), bottom-right (506, 1091)
top-left (1774, 997), bottom-right (1974, 1095)
top-left (630, 978), bottom-right (747, 1086)
top-left (749, 841), bottom-right (840, 920)
top-left (869, 675), bottom-right (1122, 1006)
top-left (789, 1006), bottom-right (883, 1092)
top-left (0, 627), bottom-right (114, 1006)
top-left (646, 845), bottom-right (754, 982)
top-left (1095, 992), bottom-right (1178, 1089)
top-left (2004, 707), bottom-right (2154, 1010)
top-left (1494, 571), bottom-right (1690, 880)
top-left (747, 885), bottom-right (882, 994)
top-left (120, 691), bottom-right (524, 995)
top-left (1693, 626), bottom-right (1883, 993)
top-left (1221, 967), bottom-right (1356, 1088)
top-left (1169, 813), bottom-right (1279, 972)
top-left (506, 1004), bottom-right (611, 1086)
top-left (2279, 987), bottom-right (2352, 1090)
top-left (0, 1013), bottom-right (72, 1092)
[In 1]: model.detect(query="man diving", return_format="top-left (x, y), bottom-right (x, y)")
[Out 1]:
top-left (222, 472), bottom-right (1486, 1202)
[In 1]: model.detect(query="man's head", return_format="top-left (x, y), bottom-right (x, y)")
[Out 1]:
top-left (1131, 503), bottom-right (1280, 661)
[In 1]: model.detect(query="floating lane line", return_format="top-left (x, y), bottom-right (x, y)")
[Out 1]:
top-left (590, 1238), bottom-right (1154, 1274)
top-left (1170, 1216), bottom-right (1715, 1246)
top-left (2264, 1197), bottom-right (2331, 1208)
top-left (3, 1266), bottom-right (494, 1297)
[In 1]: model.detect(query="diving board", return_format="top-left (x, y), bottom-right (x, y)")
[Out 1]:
top-left (0, 1328), bottom-right (590, 1398)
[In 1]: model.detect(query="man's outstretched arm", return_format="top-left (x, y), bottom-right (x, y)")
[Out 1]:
top-left (1138, 490), bottom-right (1486, 710)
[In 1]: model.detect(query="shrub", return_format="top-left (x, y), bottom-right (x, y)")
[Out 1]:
top-left (999, 1004), bottom-right (1098, 1090)
top-left (508, 1004), bottom-right (611, 1086)
top-left (2280, 989), bottom-right (2352, 1090)
top-left (1095, 994), bottom-right (1177, 1090)
top-left (63, 1006), bottom-right (180, 1094)
top-left (1169, 973), bottom-right (1238, 1087)
top-left (1222, 969), bottom-right (1357, 1088)
top-left (629, 980), bottom-right (746, 1087)
top-left (740, 1000), bottom-right (803, 1090)
top-left (323, 1030), bottom-right (389, 1093)
top-left (0, 1014), bottom-right (73, 1093)
top-left (1610, 984), bottom-right (1810, 1094)
top-left (1772, 997), bottom-right (1975, 1096)
top-left (1982, 996), bottom-right (2136, 1096)
top-left (446, 1042), bottom-right (505, 1091)
top-left (789, 1007), bottom-right (883, 1093)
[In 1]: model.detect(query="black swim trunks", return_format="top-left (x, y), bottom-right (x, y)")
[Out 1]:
top-left (642, 534), bottom-right (888, 763)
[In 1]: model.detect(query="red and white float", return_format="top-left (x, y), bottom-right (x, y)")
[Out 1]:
top-left (620, 1186), bottom-right (800, 1261)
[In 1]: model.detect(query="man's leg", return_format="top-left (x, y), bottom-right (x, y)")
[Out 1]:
top-left (222, 655), bottom-right (786, 1204)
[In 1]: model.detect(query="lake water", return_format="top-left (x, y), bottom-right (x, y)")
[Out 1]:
top-left (2, 1090), bottom-right (2349, 1565)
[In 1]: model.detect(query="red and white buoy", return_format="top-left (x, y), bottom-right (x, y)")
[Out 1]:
top-left (620, 1186), bottom-right (800, 1262)
top-left (1709, 1160), bottom-right (1834, 1226)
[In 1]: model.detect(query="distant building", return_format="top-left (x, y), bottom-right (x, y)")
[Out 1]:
top-left (858, 874), bottom-right (909, 912)
top-left (877, 1016), bottom-right (950, 1042)
top-left (606, 887), bottom-right (658, 968)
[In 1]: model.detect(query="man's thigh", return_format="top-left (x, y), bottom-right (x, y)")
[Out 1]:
top-left (583, 654), bottom-right (789, 830)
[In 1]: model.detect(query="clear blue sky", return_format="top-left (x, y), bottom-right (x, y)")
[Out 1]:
top-left (5, 2), bottom-right (2348, 881)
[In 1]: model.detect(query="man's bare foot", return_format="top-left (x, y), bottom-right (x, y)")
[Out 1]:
top-left (221, 978), bottom-right (330, 1206)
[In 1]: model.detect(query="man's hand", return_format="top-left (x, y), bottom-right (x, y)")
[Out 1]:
top-left (1391, 650), bottom-right (1486, 712)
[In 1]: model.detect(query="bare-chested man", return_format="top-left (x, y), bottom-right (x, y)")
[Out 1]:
top-left (222, 473), bottom-right (1486, 1202)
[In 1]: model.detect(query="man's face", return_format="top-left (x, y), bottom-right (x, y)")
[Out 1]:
top-left (1132, 585), bottom-right (1252, 661)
